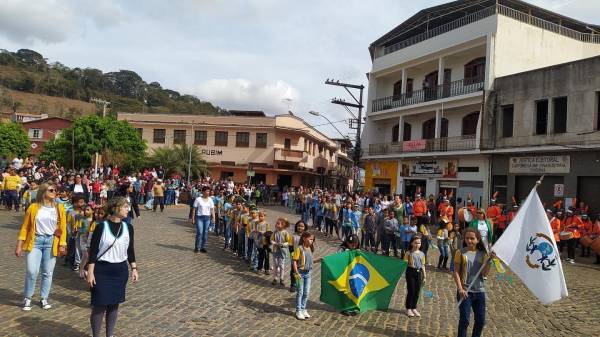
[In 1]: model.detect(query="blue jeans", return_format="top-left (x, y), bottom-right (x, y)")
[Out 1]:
top-left (439, 243), bottom-right (449, 257)
top-left (6, 190), bottom-right (19, 211)
top-left (458, 291), bottom-right (486, 337)
top-left (295, 271), bottom-right (311, 311)
top-left (195, 215), bottom-right (211, 250)
top-left (24, 235), bottom-right (56, 299)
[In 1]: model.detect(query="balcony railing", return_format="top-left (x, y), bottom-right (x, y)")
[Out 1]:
top-left (372, 77), bottom-right (484, 112)
top-left (274, 148), bottom-right (305, 162)
top-left (369, 135), bottom-right (477, 155)
top-left (378, 4), bottom-right (600, 58)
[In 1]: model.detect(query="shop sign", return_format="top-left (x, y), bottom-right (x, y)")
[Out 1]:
top-left (402, 139), bottom-right (426, 152)
top-left (509, 155), bottom-right (570, 174)
top-left (370, 161), bottom-right (394, 178)
top-left (200, 149), bottom-right (224, 156)
top-left (400, 160), bottom-right (458, 178)
top-left (246, 170), bottom-right (255, 177)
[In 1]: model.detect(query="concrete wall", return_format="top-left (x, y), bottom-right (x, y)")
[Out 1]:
top-left (491, 56), bottom-right (600, 148)
top-left (494, 15), bottom-right (600, 78)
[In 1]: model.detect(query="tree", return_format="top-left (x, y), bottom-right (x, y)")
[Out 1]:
top-left (147, 144), bottom-right (208, 180)
top-left (0, 122), bottom-right (30, 157)
top-left (38, 115), bottom-right (146, 172)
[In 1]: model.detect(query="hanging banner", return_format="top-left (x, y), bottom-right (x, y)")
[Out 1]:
top-left (400, 160), bottom-right (457, 178)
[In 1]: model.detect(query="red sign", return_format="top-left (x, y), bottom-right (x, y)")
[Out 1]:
top-left (402, 139), bottom-right (426, 152)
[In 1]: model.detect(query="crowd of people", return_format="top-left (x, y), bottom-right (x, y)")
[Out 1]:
top-left (4, 154), bottom-right (600, 337)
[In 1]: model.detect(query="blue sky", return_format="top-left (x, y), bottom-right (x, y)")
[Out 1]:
top-left (0, 0), bottom-right (597, 138)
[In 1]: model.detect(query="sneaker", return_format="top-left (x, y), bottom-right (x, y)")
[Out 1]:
top-left (22, 298), bottom-right (32, 311)
top-left (302, 309), bottom-right (310, 318)
top-left (200, 248), bottom-right (207, 253)
top-left (272, 279), bottom-right (277, 286)
top-left (194, 248), bottom-right (199, 254)
top-left (412, 309), bottom-right (421, 317)
top-left (73, 264), bottom-right (79, 271)
top-left (279, 280), bottom-right (285, 286)
top-left (40, 299), bottom-right (52, 310)
top-left (289, 286), bottom-right (296, 293)
top-left (264, 270), bottom-right (270, 275)
top-left (406, 309), bottom-right (414, 317)
top-left (569, 259), bottom-right (575, 264)
top-left (295, 310), bottom-right (305, 320)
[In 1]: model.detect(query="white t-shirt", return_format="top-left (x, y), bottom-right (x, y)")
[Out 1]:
top-left (73, 184), bottom-right (84, 193)
top-left (193, 197), bottom-right (215, 216)
top-left (36, 205), bottom-right (58, 236)
top-left (478, 220), bottom-right (489, 246)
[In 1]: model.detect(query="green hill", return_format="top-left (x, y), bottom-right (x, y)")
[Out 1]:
top-left (0, 48), bottom-right (226, 116)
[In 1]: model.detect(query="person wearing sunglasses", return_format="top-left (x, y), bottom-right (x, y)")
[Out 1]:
top-left (15, 183), bottom-right (67, 311)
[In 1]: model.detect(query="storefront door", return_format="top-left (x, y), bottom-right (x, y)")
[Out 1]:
top-left (404, 179), bottom-right (426, 198)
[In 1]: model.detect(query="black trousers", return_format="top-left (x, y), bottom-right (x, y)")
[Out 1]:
top-left (405, 267), bottom-right (423, 309)
top-left (257, 247), bottom-right (270, 271)
top-left (325, 218), bottom-right (339, 237)
top-left (153, 196), bottom-right (164, 212)
top-left (363, 232), bottom-right (377, 252)
top-left (566, 238), bottom-right (576, 260)
top-left (381, 233), bottom-right (398, 256)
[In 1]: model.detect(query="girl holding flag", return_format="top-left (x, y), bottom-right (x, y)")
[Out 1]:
top-left (452, 228), bottom-right (492, 337)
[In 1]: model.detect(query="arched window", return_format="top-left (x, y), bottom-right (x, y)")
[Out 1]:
top-left (392, 79), bottom-right (414, 100)
top-left (422, 118), bottom-right (448, 139)
top-left (392, 124), bottom-right (399, 142)
top-left (464, 57), bottom-right (486, 84)
top-left (462, 112), bottom-right (480, 136)
top-left (403, 122), bottom-right (412, 141)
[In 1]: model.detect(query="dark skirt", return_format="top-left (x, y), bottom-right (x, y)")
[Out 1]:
top-left (91, 261), bottom-right (128, 306)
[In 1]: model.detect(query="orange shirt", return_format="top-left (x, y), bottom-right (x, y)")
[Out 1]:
top-left (507, 211), bottom-right (517, 224)
top-left (496, 213), bottom-right (507, 230)
top-left (591, 221), bottom-right (600, 237)
top-left (564, 216), bottom-right (583, 239)
top-left (413, 199), bottom-right (427, 216)
top-left (579, 220), bottom-right (593, 237)
top-left (440, 205), bottom-right (454, 219)
top-left (486, 206), bottom-right (501, 222)
top-left (550, 218), bottom-right (561, 242)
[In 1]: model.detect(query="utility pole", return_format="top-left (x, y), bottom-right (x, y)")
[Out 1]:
top-left (90, 97), bottom-right (110, 174)
top-left (188, 122), bottom-right (193, 186)
top-left (325, 79), bottom-right (364, 191)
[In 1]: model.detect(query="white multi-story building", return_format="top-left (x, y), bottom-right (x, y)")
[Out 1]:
top-left (362, 0), bottom-right (600, 206)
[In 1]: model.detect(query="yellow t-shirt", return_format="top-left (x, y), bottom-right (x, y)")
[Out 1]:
top-left (3, 175), bottom-right (20, 190)
top-left (153, 184), bottom-right (164, 197)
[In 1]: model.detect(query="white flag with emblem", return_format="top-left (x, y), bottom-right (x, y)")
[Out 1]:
top-left (492, 187), bottom-right (568, 305)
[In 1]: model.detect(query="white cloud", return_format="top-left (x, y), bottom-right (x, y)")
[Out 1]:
top-left (0, 0), bottom-right (125, 44)
top-left (193, 79), bottom-right (300, 114)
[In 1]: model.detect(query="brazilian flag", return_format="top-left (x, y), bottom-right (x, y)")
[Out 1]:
top-left (320, 250), bottom-right (407, 313)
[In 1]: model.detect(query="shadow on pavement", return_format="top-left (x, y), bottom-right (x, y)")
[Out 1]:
top-left (52, 266), bottom-right (89, 292)
top-left (155, 243), bottom-right (192, 252)
top-left (15, 316), bottom-right (87, 337)
top-left (355, 324), bottom-right (433, 337)
top-left (238, 298), bottom-right (291, 316)
top-left (0, 287), bottom-right (23, 307)
top-left (228, 271), bottom-right (273, 289)
top-left (282, 296), bottom-right (337, 313)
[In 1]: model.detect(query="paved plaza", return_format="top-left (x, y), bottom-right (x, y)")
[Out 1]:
top-left (1, 205), bottom-right (599, 337)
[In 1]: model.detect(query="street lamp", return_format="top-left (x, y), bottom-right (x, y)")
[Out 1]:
top-left (308, 111), bottom-right (348, 139)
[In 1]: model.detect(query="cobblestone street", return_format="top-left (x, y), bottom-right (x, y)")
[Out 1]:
top-left (1, 205), bottom-right (599, 337)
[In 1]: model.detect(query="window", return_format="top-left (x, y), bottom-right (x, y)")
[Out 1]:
top-left (393, 79), bottom-right (414, 100)
top-left (553, 96), bottom-right (567, 134)
top-left (284, 138), bottom-right (291, 149)
top-left (215, 131), bottom-right (228, 146)
top-left (173, 129), bottom-right (186, 144)
top-left (464, 57), bottom-right (486, 84)
top-left (318, 145), bottom-right (323, 153)
top-left (422, 118), bottom-right (448, 139)
top-left (461, 112), bottom-right (479, 136)
top-left (153, 129), bottom-right (166, 143)
top-left (256, 133), bottom-right (267, 148)
top-left (535, 100), bottom-right (549, 135)
top-left (392, 124), bottom-right (399, 142)
top-left (194, 130), bottom-right (207, 145)
top-left (502, 105), bottom-right (514, 138)
top-left (403, 122), bottom-right (412, 141)
top-left (136, 128), bottom-right (143, 137)
top-left (28, 128), bottom-right (42, 139)
top-left (236, 132), bottom-right (250, 147)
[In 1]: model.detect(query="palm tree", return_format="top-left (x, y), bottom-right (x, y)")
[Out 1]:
top-left (147, 144), bottom-right (209, 180)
